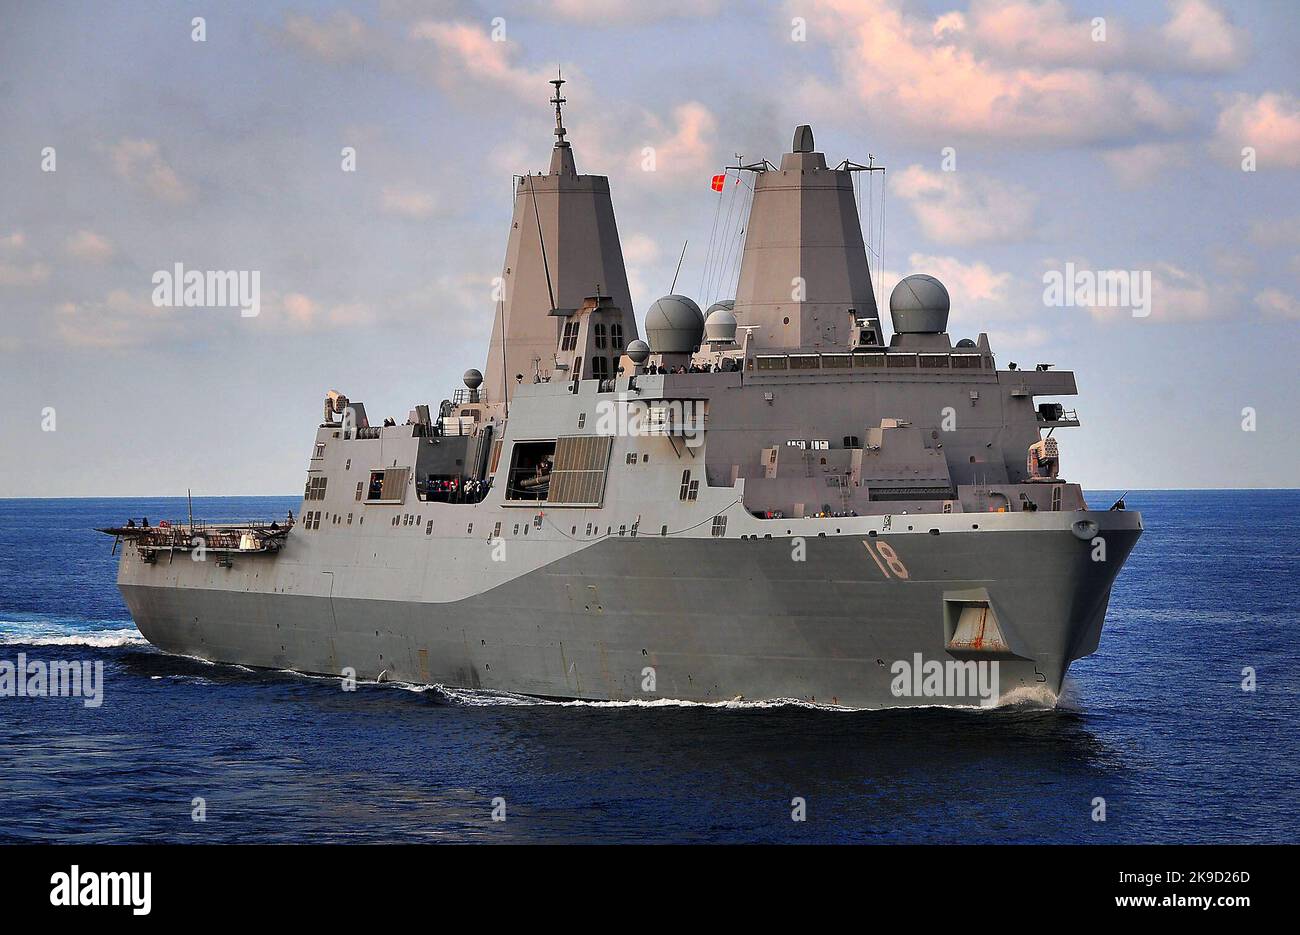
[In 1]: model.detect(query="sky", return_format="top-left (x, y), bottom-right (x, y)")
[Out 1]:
top-left (1, 0), bottom-right (1297, 496)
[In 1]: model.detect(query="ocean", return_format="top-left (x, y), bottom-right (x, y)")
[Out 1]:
top-left (1, 490), bottom-right (1295, 844)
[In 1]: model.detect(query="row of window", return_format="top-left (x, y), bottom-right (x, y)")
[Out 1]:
top-left (299, 509), bottom-right (727, 540)
top-left (593, 323), bottom-right (624, 350)
top-left (305, 476), bottom-right (328, 501)
top-left (679, 469), bottom-right (699, 502)
top-left (301, 510), bottom-right (361, 530)
top-left (559, 323), bottom-right (626, 353)
top-left (753, 352), bottom-right (985, 371)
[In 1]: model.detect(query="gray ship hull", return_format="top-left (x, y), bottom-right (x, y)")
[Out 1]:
top-left (118, 511), bottom-right (1141, 709)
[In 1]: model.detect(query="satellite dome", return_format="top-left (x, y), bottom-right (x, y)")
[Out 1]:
top-left (645, 295), bottom-right (704, 354)
top-left (462, 368), bottom-right (483, 389)
top-left (889, 274), bottom-right (950, 334)
top-left (704, 307), bottom-right (738, 344)
top-left (955, 338), bottom-right (976, 348)
top-left (625, 339), bottom-right (650, 365)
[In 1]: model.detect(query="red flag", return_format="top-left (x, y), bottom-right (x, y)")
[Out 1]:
top-left (710, 173), bottom-right (725, 192)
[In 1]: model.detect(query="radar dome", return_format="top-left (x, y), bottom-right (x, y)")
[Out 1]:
top-left (704, 307), bottom-right (738, 344)
top-left (462, 368), bottom-right (483, 389)
top-left (889, 274), bottom-right (950, 334)
top-left (645, 295), bottom-right (704, 354)
top-left (955, 338), bottom-right (976, 348)
top-left (625, 339), bottom-right (650, 365)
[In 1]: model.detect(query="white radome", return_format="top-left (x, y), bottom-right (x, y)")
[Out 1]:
top-left (889, 274), bottom-right (950, 334)
top-left (645, 295), bottom-right (704, 353)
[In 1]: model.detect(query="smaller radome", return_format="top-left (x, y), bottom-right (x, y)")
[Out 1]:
top-left (645, 295), bottom-right (704, 353)
top-left (625, 339), bottom-right (650, 365)
top-left (704, 306), bottom-right (738, 344)
top-left (890, 274), bottom-right (950, 334)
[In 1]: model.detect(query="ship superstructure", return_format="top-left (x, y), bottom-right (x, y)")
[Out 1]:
top-left (105, 82), bottom-right (1141, 708)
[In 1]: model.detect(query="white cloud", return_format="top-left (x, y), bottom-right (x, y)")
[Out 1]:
top-left (962, 0), bottom-right (1247, 73)
top-left (892, 166), bottom-right (1037, 245)
top-left (513, 0), bottom-right (726, 25)
top-left (109, 139), bottom-right (192, 204)
top-left (281, 11), bottom-right (373, 64)
top-left (380, 185), bottom-right (439, 219)
top-left (265, 292), bottom-right (375, 329)
top-left (637, 102), bottom-right (717, 180)
top-left (0, 229), bottom-right (50, 285)
top-left (1158, 0), bottom-right (1250, 72)
top-left (65, 229), bottom-right (115, 263)
top-left (795, 0), bottom-right (1185, 145)
top-left (572, 100), bottom-right (721, 199)
top-left (622, 233), bottom-right (661, 266)
top-left (1101, 142), bottom-right (1192, 187)
top-left (53, 290), bottom-right (173, 349)
top-left (408, 20), bottom-right (553, 101)
top-left (1083, 262), bottom-right (1232, 323)
top-left (1249, 216), bottom-right (1300, 247)
top-left (0, 261), bottom-right (50, 286)
top-left (1254, 289), bottom-right (1300, 320)
top-left (1213, 92), bottom-right (1300, 169)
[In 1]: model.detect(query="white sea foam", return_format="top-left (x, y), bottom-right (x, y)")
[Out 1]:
top-left (992, 684), bottom-right (1060, 709)
top-left (420, 685), bottom-right (854, 711)
top-left (428, 686), bottom-right (1063, 713)
top-left (0, 625), bottom-right (146, 649)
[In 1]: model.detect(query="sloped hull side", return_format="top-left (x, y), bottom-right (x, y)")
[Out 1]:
top-left (120, 517), bottom-right (1141, 709)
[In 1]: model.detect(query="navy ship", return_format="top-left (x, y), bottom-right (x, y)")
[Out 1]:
top-left (101, 81), bottom-right (1141, 708)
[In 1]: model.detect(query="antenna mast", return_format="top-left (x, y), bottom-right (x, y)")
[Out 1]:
top-left (670, 240), bottom-right (688, 294)
top-left (550, 70), bottom-right (568, 150)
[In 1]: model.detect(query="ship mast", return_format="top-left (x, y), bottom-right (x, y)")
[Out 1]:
top-left (551, 71), bottom-right (568, 150)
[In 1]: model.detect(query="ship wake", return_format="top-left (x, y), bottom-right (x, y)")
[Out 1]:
top-left (0, 617), bottom-right (147, 649)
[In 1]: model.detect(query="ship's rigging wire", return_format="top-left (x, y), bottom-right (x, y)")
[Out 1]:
top-left (719, 221), bottom-right (747, 307)
top-left (699, 169), bottom-right (727, 299)
top-left (856, 164), bottom-right (888, 315)
top-left (879, 179), bottom-right (887, 317)
top-left (710, 177), bottom-right (752, 306)
top-left (527, 172), bottom-right (556, 312)
top-left (709, 172), bottom-right (745, 304)
top-left (706, 175), bottom-right (737, 303)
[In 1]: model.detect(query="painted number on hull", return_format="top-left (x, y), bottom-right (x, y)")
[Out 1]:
top-left (864, 540), bottom-right (910, 579)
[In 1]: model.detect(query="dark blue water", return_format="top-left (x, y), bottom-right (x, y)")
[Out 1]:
top-left (0, 492), bottom-right (1295, 843)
